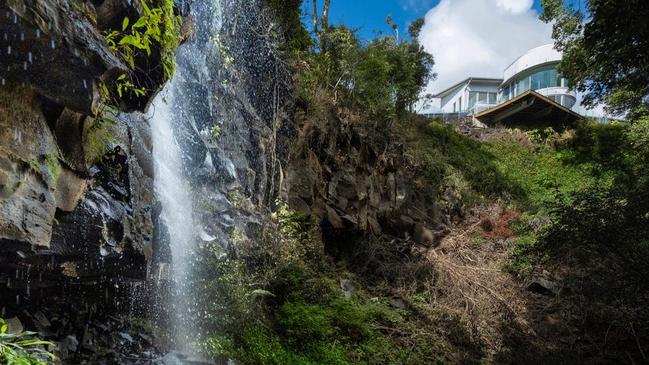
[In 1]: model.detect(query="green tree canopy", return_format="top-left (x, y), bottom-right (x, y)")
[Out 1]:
top-left (541, 0), bottom-right (649, 116)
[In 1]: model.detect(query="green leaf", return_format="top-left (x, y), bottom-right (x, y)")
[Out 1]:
top-left (122, 17), bottom-right (130, 31)
top-left (140, 0), bottom-right (151, 15)
top-left (132, 17), bottom-right (148, 29)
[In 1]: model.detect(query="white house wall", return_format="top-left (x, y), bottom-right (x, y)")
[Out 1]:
top-left (439, 82), bottom-right (500, 113)
top-left (503, 44), bottom-right (562, 85)
top-left (440, 84), bottom-right (469, 113)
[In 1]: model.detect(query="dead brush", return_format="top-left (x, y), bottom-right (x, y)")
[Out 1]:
top-left (347, 235), bottom-right (434, 288)
top-left (423, 205), bottom-right (533, 359)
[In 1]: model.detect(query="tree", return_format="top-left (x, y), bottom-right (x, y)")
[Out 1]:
top-left (541, 0), bottom-right (649, 116)
top-left (267, 0), bottom-right (312, 54)
top-left (312, 0), bottom-right (331, 50)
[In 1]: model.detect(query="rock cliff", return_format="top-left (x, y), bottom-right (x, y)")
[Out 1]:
top-left (0, 0), bottom-right (161, 288)
top-left (0, 0), bottom-right (294, 360)
top-left (284, 108), bottom-right (456, 252)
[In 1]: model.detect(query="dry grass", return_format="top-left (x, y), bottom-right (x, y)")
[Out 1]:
top-left (418, 204), bottom-right (533, 362)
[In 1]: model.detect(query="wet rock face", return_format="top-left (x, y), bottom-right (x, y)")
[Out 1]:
top-left (169, 0), bottom-right (294, 252)
top-left (0, 0), bottom-right (161, 304)
top-left (0, 87), bottom-right (60, 247)
top-left (0, 0), bottom-right (293, 359)
top-left (0, 0), bottom-right (129, 115)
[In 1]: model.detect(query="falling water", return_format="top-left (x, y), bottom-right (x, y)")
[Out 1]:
top-left (150, 85), bottom-right (195, 348)
top-left (149, 0), bottom-right (223, 352)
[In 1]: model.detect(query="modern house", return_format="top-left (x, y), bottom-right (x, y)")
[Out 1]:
top-left (434, 77), bottom-right (502, 115)
top-left (427, 44), bottom-right (596, 125)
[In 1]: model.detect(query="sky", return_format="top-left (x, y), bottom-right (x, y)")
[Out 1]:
top-left (303, 0), bottom-right (552, 96)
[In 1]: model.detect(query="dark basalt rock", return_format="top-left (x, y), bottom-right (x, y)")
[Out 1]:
top-left (0, 0), bottom-right (129, 115)
top-left (284, 109), bottom-right (448, 241)
top-left (0, 0), bottom-right (293, 362)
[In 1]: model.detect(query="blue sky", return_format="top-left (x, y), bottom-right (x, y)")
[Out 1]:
top-left (303, 0), bottom-right (561, 108)
top-left (303, 0), bottom-right (545, 41)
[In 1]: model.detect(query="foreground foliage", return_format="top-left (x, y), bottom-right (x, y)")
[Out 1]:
top-left (0, 319), bottom-right (57, 365)
top-left (198, 203), bottom-right (449, 364)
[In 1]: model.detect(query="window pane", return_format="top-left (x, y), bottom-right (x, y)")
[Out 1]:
top-left (469, 92), bottom-right (477, 110)
top-left (531, 71), bottom-right (543, 90)
top-left (488, 93), bottom-right (497, 104)
top-left (478, 92), bottom-right (487, 103)
top-left (517, 77), bottom-right (530, 94)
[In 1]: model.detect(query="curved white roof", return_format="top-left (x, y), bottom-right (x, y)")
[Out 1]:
top-left (502, 44), bottom-right (562, 85)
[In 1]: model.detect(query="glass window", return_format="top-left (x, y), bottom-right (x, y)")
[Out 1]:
top-left (525, 66), bottom-right (562, 91)
top-left (469, 92), bottom-right (477, 110)
top-left (531, 71), bottom-right (544, 90)
top-left (517, 77), bottom-right (530, 94)
top-left (517, 77), bottom-right (530, 95)
top-left (488, 92), bottom-right (497, 104)
top-left (478, 92), bottom-right (488, 104)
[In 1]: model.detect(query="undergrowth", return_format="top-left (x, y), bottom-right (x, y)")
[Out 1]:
top-left (198, 202), bottom-right (449, 364)
top-left (397, 116), bottom-right (627, 275)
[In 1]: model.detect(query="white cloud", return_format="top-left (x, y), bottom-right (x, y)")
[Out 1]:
top-left (419, 0), bottom-right (552, 95)
top-left (496, 0), bottom-right (534, 14)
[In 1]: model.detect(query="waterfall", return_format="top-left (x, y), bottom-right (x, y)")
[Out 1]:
top-left (149, 0), bottom-right (223, 352)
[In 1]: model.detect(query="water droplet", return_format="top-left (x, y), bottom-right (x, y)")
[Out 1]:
top-left (36, 29), bottom-right (40, 38)
top-left (20, 32), bottom-right (24, 41)
top-left (1, 79), bottom-right (5, 86)
top-left (27, 52), bottom-right (32, 63)
top-left (50, 39), bottom-right (55, 49)
top-left (23, 62), bottom-right (27, 71)
top-left (83, 79), bottom-right (87, 89)
top-left (7, 45), bottom-right (10, 55)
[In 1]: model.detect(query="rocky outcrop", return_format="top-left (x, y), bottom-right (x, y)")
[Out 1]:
top-left (0, 0), bottom-right (173, 308)
top-left (284, 108), bottom-right (452, 246)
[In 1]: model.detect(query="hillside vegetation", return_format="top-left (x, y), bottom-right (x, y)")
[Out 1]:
top-left (193, 1), bottom-right (649, 364)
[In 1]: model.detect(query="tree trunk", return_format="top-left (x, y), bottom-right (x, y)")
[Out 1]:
top-left (322, 0), bottom-right (330, 30)
top-left (312, 0), bottom-right (319, 34)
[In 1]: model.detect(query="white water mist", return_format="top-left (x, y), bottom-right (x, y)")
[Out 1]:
top-left (149, 0), bottom-right (223, 352)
